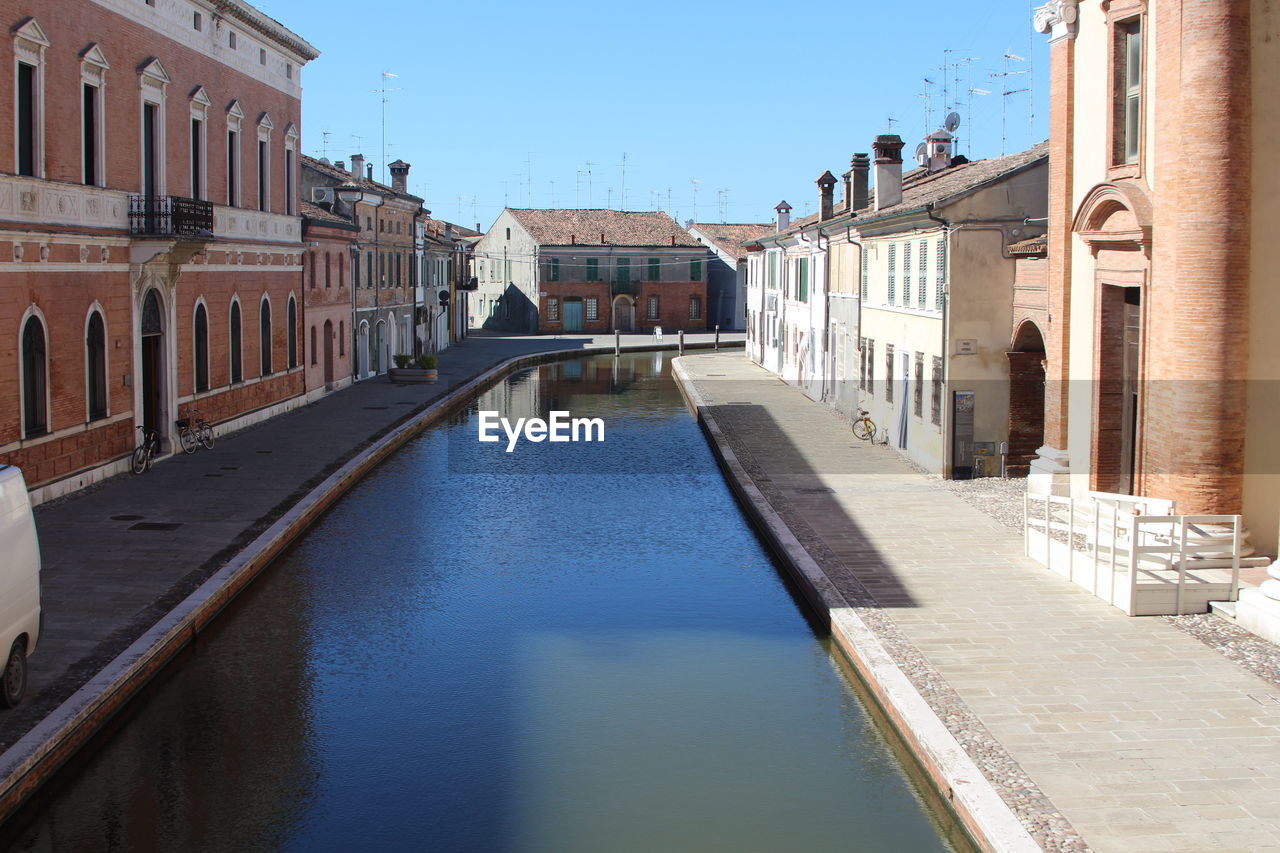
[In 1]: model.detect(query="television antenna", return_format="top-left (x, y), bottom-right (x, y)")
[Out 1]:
top-left (373, 72), bottom-right (400, 183)
top-left (691, 178), bottom-right (702, 223)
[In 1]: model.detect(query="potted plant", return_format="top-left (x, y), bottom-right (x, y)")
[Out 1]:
top-left (388, 352), bottom-right (439, 383)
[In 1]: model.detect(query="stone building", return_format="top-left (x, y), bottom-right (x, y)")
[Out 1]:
top-left (1, 1), bottom-right (316, 502)
top-left (471, 209), bottom-right (707, 334)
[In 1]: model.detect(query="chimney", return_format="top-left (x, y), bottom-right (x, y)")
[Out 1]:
top-left (367, 164), bottom-right (374, 181)
top-left (841, 168), bottom-right (852, 213)
top-left (476, 222), bottom-right (481, 233)
top-left (925, 129), bottom-right (954, 173)
top-left (873, 135), bottom-right (905, 211)
top-left (335, 159), bottom-right (346, 173)
top-left (850, 153), bottom-right (871, 212)
top-left (816, 170), bottom-right (837, 220)
top-left (775, 200), bottom-right (792, 232)
top-left (349, 154), bottom-right (365, 181)
top-left (388, 160), bottom-right (410, 194)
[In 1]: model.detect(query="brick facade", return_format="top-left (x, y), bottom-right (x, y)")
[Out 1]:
top-left (0, 1), bottom-right (315, 498)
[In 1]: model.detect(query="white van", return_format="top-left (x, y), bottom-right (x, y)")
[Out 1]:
top-left (0, 465), bottom-right (41, 708)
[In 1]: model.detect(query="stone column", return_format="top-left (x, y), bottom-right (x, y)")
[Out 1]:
top-left (1142, 0), bottom-right (1251, 516)
top-left (1028, 0), bottom-right (1077, 495)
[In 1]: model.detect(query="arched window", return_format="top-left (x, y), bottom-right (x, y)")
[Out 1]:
top-left (260, 297), bottom-right (272, 376)
top-left (230, 300), bottom-right (242, 383)
top-left (287, 295), bottom-right (298, 369)
top-left (310, 325), bottom-right (317, 365)
top-left (22, 315), bottom-right (48, 437)
top-left (86, 311), bottom-right (107, 420)
top-left (193, 303), bottom-right (209, 392)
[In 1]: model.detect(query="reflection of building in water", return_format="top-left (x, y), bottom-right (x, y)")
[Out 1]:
top-left (17, 567), bottom-right (317, 850)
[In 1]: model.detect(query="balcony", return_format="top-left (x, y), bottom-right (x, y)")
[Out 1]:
top-left (611, 280), bottom-right (634, 295)
top-left (129, 195), bottom-right (214, 238)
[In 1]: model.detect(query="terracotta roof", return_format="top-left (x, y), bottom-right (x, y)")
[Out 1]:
top-left (300, 200), bottom-right (357, 229)
top-left (300, 154), bottom-right (424, 204)
top-left (690, 223), bottom-right (774, 260)
top-left (1009, 234), bottom-right (1048, 255)
top-left (863, 141), bottom-right (1048, 221)
top-left (507, 209), bottom-right (701, 247)
top-left (748, 142), bottom-right (1047, 246)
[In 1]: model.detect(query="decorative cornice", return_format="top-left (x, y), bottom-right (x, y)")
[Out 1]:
top-left (1034, 0), bottom-right (1079, 41)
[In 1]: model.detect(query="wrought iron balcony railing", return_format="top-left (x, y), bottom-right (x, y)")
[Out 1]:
top-left (129, 195), bottom-right (214, 238)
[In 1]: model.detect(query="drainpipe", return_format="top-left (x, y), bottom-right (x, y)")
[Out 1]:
top-left (926, 203), bottom-right (953, 476)
top-left (817, 224), bottom-right (832, 401)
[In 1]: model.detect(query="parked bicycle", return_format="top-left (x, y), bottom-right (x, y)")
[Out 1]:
top-left (176, 410), bottom-right (215, 454)
top-left (132, 426), bottom-right (160, 474)
top-left (852, 408), bottom-right (877, 442)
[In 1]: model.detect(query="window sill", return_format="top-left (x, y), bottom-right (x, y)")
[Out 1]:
top-left (1107, 163), bottom-right (1141, 181)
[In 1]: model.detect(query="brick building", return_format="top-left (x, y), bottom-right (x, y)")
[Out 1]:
top-left (301, 153), bottom-right (423, 378)
top-left (1029, 0), bottom-right (1280, 560)
top-left (1, 1), bottom-right (316, 502)
top-left (301, 201), bottom-right (357, 397)
top-left (471, 209), bottom-right (708, 334)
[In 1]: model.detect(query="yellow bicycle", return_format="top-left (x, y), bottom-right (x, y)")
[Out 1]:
top-left (852, 409), bottom-right (876, 441)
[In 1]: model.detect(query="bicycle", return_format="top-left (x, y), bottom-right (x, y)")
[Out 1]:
top-left (176, 410), bottom-right (215, 453)
top-left (852, 408), bottom-right (877, 442)
top-left (132, 426), bottom-right (160, 474)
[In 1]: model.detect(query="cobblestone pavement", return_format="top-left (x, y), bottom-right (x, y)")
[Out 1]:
top-left (0, 332), bottom-right (741, 752)
top-left (681, 352), bottom-right (1280, 853)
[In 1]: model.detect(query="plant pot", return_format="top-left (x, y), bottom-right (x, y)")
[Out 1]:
top-left (388, 367), bottom-right (438, 384)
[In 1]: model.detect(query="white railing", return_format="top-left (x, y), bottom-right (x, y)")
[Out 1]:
top-left (1024, 491), bottom-right (1242, 615)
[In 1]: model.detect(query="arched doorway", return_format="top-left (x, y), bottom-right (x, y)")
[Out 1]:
top-left (139, 289), bottom-right (165, 438)
top-left (1007, 321), bottom-right (1047, 477)
top-left (374, 320), bottom-right (386, 373)
top-left (357, 321), bottom-right (369, 379)
top-left (323, 319), bottom-right (334, 387)
top-left (612, 295), bottom-right (634, 332)
top-left (1073, 184), bottom-right (1152, 495)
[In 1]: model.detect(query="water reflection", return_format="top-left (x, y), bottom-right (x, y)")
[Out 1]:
top-left (4, 353), bottom-right (956, 853)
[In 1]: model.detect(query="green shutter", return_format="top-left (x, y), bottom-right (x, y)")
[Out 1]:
top-left (649, 257), bottom-right (660, 281)
top-left (799, 258), bottom-right (808, 301)
top-left (618, 257), bottom-right (630, 284)
top-left (587, 258), bottom-right (598, 281)
top-left (690, 258), bottom-right (701, 281)
top-left (550, 257), bottom-right (560, 281)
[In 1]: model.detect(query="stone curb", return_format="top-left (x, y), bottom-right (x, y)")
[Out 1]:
top-left (671, 356), bottom-right (1041, 853)
top-left (0, 339), bottom-right (739, 825)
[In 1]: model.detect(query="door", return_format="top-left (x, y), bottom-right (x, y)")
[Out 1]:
top-left (1119, 290), bottom-right (1142, 494)
top-left (323, 319), bottom-right (334, 386)
top-left (139, 289), bottom-right (164, 438)
top-left (613, 297), bottom-right (633, 332)
top-left (563, 299), bottom-right (584, 332)
top-left (895, 351), bottom-right (910, 449)
top-left (375, 321), bottom-right (386, 373)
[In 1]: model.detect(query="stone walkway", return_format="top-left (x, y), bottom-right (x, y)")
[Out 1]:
top-left (0, 331), bottom-right (741, 754)
top-left (679, 352), bottom-right (1280, 853)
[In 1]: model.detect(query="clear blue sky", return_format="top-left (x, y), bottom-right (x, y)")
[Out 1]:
top-left (256, 0), bottom-right (1048, 230)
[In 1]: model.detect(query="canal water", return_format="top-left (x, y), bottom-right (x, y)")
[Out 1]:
top-left (4, 352), bottom-right (961, 852)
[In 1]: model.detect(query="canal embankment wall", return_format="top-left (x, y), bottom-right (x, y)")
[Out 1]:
top-left (670, 356), bottom-right (1041, 853)
top-left (0, 337), bottom-right (741, 827)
